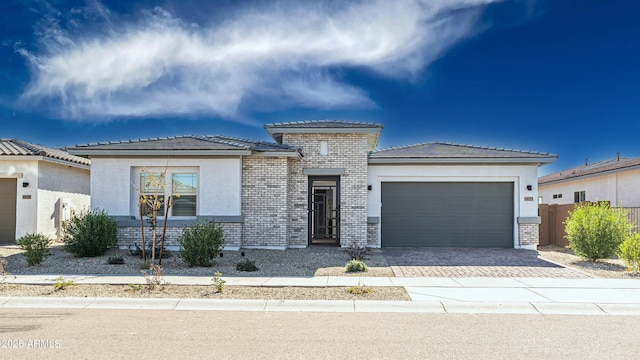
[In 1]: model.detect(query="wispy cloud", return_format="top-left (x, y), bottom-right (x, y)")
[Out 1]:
top-left (19, 0), bottom-right (500, 121)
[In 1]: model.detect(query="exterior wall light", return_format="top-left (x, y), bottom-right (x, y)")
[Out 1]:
top-left (526, 185), bottom-right (532, 191)
top-left (22, 182), bottom-right (29, 188)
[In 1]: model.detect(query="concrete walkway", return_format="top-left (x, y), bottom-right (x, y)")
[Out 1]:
top-left (2, 274), bottom-right (640, 315)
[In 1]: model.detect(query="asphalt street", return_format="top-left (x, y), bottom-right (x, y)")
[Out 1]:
top-left (1, 309), bottom-right (639, 359)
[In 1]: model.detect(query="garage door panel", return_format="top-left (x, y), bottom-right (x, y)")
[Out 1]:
top-left (381, 182), bottom-right (513, 247)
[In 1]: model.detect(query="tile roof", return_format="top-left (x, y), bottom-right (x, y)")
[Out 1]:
top-left (264, 120), bottom-right (383, 129)
top-left (539, 156), bottom-right (640, 184)
top-left (371, 142), bottom-right (555, 159)
top-left (67, 135), bottom-right (299, 153)
top-left (0, 139), bottom-right (90, 166)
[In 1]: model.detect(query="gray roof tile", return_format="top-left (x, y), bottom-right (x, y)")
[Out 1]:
top-left (0, 139), bottom-right (90, 166)
top-left (371, 142), bottom-right (555, 159)
top-left (539, 156), bottom-right (640, 184)
top-left (265, 120), bottom-right (383, 129)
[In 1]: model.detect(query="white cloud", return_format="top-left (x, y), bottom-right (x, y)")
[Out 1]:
top-left (19, 0), bottom-right (500, 120)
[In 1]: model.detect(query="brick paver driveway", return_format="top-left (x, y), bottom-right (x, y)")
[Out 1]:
top-left (381, 248), bottom-right (590, 278)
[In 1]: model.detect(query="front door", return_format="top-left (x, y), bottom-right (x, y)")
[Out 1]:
top-left (308, 176), bottom-right (340, 246)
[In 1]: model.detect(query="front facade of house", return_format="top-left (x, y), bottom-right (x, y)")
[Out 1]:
top-left (539, 156), bottom-right (640, 207)
top-left (0, 139), bottom-right (91, 243)
top-left (68, 121), bottom-right (555, 250)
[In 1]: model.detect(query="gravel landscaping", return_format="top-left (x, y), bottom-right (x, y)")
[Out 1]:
top-left (537, 245), bottom-right (638, 279)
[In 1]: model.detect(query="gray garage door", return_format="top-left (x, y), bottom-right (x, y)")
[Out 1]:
top-left (0, 179), bottom-right (17, 244)
top-left (381, 182), bottom-right (513, 247)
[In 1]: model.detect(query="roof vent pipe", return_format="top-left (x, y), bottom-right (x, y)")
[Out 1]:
top-left (585, 158), bottom-right (588, 166)
top-left (617, 152), bottom-right (620, 161)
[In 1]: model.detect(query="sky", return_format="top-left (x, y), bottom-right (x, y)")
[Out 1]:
top-left (1, 0), bottom-right (639, 175)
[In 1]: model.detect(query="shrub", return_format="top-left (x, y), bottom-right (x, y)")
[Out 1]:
top-left (16, 233), bottom-right (51, 266)
top-left (212, 271), bottom-right (226, 293)
top-left (236, 258), bottom-right (259, 272)
top-left (53, 276), bottom-right (76, 291)
top-left (345, 259), bottom-right (368, 273)
top-left (177, 221), bottom-right (225, 267)
top-left (141, 264), bottom-right (166, 290)
top-left (619, 233), bottom-right (640, 273)
top-left (344, 245), bottom-right (369, 261)
top-left (348, 285), bottom-right (372, 295)
top-left (107, 256), bottom-right (125, 265)
top-left (62, 209), bottom-right (118, 257)
top-left (564, 203), bottom-right (634, 261)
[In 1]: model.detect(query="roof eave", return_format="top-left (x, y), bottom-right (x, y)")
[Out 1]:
top-left (368, 157), bottom-right (557, 165)
top-left (539, 163), bottom-right (640, 185)
top-left (67, 149), bottom-right (252, 156)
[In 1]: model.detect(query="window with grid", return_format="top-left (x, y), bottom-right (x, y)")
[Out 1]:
top-left (574, 191), bottom-right (586, 203)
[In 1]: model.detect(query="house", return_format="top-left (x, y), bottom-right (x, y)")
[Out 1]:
top-left (539, 155), bottom-right (640, 207)
top-left (67, 120), bottom-right (555, 250)
top-left (0, 139), bottom-right (91, 244)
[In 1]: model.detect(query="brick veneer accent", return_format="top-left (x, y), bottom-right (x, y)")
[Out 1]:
top-left (283, 133), bottom-right (369, 247)
top-left (367, 224), bottom-right (378, 246)
top-left (241, 156), bottom-right (289, 246)
top-left (117, 223), bottom-right (242, 248)
top-left (518, 223), bottom-right (539, 246)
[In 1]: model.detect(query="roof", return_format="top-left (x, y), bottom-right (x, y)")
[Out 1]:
top-left (539, 156), bottom-right (640, 184)
top-left (369, 142), bottom-right (557, 165)
top-left (67, 135), bottom-right (300, 157)
top-left (0, 139), bottom-right (91, 166)
top-left (264, 120), bottom-right (383, 150)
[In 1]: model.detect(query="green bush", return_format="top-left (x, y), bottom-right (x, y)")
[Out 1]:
top-left (107, 256), bottom-right (125, 265)
top-left (236, 258), bottom-right (258, 272)
top-left (618, 233), bottom-right (640, 273)
top-left (177, 221), bottom-right (225, 267)
top-left (16, 233), bottom-right (51, 266)
top-left (62, 209), bottom-right (118, 257)
top-left (345, 259), bottom-right (368, 273)
top-left (564, 203), bottom-right (633, 261)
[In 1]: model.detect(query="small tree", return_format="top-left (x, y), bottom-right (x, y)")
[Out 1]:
top-left (564, 202), bottom-right (633, 261)
top-left (136, 167), bottom-right (173, 264)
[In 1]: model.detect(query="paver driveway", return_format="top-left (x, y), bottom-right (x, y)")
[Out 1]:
top-left (381, 248), bottom-right (591, 278)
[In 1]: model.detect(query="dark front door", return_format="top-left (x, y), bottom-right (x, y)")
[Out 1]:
top-left (308, 176), bottom-right (340, 246)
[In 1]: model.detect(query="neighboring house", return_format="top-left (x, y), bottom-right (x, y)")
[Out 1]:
top-left (67, 121), bottom-right (555, 250)
top-left (539, 155), bottom-right (640, 207)
top-left (0, 139), bottom-right (91, 244)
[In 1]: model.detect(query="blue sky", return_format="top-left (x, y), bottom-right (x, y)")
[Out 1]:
top-left (1, 0), bottom-right (638, 175)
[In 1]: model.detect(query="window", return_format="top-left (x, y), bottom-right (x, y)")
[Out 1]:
top-left (171, 173), bottom-right (197, 216)
top-left (138, 170), bottom-right (197, 218)
top-left (140, 173), bottom-right (165, 216)
top-left (553, 193), bottom-right (562, 199)
top-left (574, 191), bottom-right (586, 203)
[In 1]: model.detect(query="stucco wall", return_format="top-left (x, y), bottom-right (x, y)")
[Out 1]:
top-left (284, 133), bottom-right (369, 247)
top-left (539, 169), bottom-right (640, 207)
top-left (90, 157), bottom-right (242, 217)
top-left (367, 164), bottom-right (540, 248)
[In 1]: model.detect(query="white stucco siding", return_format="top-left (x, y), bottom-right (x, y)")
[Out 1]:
top-left (91, 157), bottom-right (241, 217)
top-left (36, 161), bottom-right (90, 239)
top-left (540, 169), bottom-right (640, 207)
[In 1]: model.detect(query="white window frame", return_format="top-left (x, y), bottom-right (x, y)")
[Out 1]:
top-left (135, 167), bottom-right (198, 219)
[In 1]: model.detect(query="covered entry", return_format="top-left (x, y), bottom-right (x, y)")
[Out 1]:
top-left (381, 182), bottom-right (514, 247)
top-left (0, 178), bottom-right (17, 244)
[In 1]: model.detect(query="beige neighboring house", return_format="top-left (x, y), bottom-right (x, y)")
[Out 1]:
top-left (0, 139), bottom-right (91, 244)
top-left (538, 155), bottom-right (640, 207)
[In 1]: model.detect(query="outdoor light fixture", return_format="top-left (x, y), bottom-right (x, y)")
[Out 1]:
top-left (526, 185), bottom-right (532, 191)
top-left (22, 182), bottom-right (29, 188)
top-left (367, 185), bottom-right (372, 191)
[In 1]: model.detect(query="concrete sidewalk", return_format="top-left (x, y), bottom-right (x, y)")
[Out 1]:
top-left (2, 274), bottom-right (640, 315)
